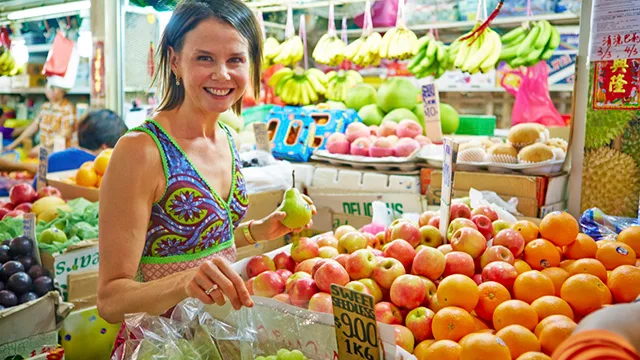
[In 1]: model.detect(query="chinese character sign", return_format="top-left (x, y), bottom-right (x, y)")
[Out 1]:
top-left (593, 58), bottom-right (640, 110)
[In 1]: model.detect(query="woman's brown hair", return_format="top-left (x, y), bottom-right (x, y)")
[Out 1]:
top-left (152, 0), bottom-right (262, 115)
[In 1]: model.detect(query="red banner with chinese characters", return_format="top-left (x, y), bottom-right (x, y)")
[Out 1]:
top-left (91, 40), bottom-right (105, 106)
top-left (593, 58), bottom-right (640, 110)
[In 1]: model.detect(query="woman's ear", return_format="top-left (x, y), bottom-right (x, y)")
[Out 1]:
top-left (169, 46), bottom-right (180, 78)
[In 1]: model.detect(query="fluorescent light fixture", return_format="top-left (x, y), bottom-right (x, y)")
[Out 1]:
top-left (11, 38), bottom-right (29, 67)
top-left (7, 1), bottom-right (91, 21)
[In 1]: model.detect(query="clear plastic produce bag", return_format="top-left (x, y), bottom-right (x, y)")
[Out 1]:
top-left (580, 208), bottom-right (640, 241)
top-left (111, 298), bottom-right (253, 360)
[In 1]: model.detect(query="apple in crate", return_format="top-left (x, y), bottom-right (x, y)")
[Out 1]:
top-left (252, 271), bottom-right (285, 298)
top-left (375, 301), bottom-right (403, 325)
top-left (36, 186), bottom-right (62, 200)
top-left (492, 220), bottom-right (512, 236)
top-left (383, 240), bottom-right (416, 271)
top-left (482, 262), bottom-right (518, 290)
top-left (9, 184), bottom-right (37, 205)
top-left (273, 252), bottom-right (296, 272)
top-left (316, 234), bottom-right (338, 248)
top-left (411, 247), bottom-right (446, 281)
top-left (418, 211), bottom-right (438, 227)
top-left (443, 251), bottom-right (475, 278)
top-left (308, 292), bottom-right (333, 314)
top-left (438, 244), bottom-right (452, 255)
top-left (447, 218), bottom-right (478, 240)
top-left (246, 255), bottom-right (276, 278)
top-left (390, 274), bottom-right (426, 309)
top-left (14, 203), bottom-right (32, 213)
top-left (272, 293), bottom-right (291, 304)
top-left (373, 258), bottom-right (406, 289)
top-left (275, 269), bottom-right (293, 283)
top-left (471, 214), bottom-right (494, 241)
top-left (386, 220), bottom-right (421, 248)
top-left (333, 254), bottom-right (349, 268)
top-left (480, 245), bottom-right (515, 269)
top-left (288, 278), bottom-right (319, 307)
top-left (319, 246), bottom-right (339, 258)
top-left (314, 261), bottom-right (349, 293)
top-left (450, 228), bottom-right (487, 259)
top-left (334, 225), bottom-right (356, 240)
top-left (295, 258), bottom-right (321, 274)
top-left (471, 205), bottom-right (499, 222)
top-left (4, 210), bottom-right (24, 219)
top-left (405, 307), bottom-right (435, 342)
top-left (290, 237), bottom-right (319, 262)
top-left (419, 225), bottom-right (443, 248)
top-left (493, 229), bottom-right (526, 257)
top-left (449, 203), bottom-right (471, 220)
top-left (285, 272), bottom-right (311, 292)
top-left (359, 279), bottom-right (383, 303)
top-left (345, 249), bottom-right (377, 280)
top-left (338, 231), bottom-right (368, 254)
top-left (345, 280), bottom-right (372, 295)
top-left (393, 325), bottom-right (415, 354)
top-left (427, 216), bottom-right (440, 229)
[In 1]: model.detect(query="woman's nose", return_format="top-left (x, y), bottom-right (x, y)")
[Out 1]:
top-left (211, 64), bottom-right (231, 81)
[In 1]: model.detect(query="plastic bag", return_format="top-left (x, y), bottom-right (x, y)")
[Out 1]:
top-left (354, 0), bottom-right (398, 28)
top-left (469, 188), bottom-right (520, 222)
top-left (111, 298), bottom-right (253, 360)
top-left (580, 208), bottom-right (640, 241)
top-left (43, 31), bottom-right (75, 77)
top-left (501, 62), bottom-right (565, 127)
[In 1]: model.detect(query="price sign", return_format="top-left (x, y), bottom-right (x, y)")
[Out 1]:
top-left (331, 284), bottom-right (381, 360)
top-left (439, 138), bottom-right (459, 241)
top-left (590, 1), bottom-right (640, 61)
top-left (36, 146), bottom-right (50, 191)
top-left (23, 213), bottom-right (41, 265)
top-left (422, 83), bottom-right (443, 144)
top-left (253, 122), bottom-right (271, 153)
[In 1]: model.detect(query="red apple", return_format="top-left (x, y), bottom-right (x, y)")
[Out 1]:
top-left (480, 245), bottom-right (515, 269)
top-left (418, 211), bottom-right (438, 227)
top-left (311, 259), bottom-right (337, 277)
top-left (376, 232), bottom-right (386, 246)
top-left (9, 183), bottom-right (37, 205)
top-left (405, 307), bottom-right (435, 342)
top-left (363, 232), bottom-right (381, 249)
top-left (471, 214), bottom-right (494, 241)
top-left (359, 278), bottom-right (383, 303)
top-left (345, 248), bottom-right (377, 279)
top-left (392, 325), bottom-right (415, 354)
top-left (373, 258), bottom-right (406, 289)
top-left (371, 248), bottom-right (384, 257)
top-left (317, 234), bottom-right (339, 248)
top-left (443, 251), bottom-right (475, 278)
top-left (246, 255), bottom-right (276, 278)
top-left (450, 227), bottom-right (487, 259)
top-left (319, 246), bottom-right (339, 258)
top-left (290, 237), bottom-right (319, 262)
top-left (333, 254), bottom-right (349, 268)
top-left (390, 274), bottom-right (426, 309)
top-left (275, 269), bottom-right (293, 283)
top-left (334, 225), bottom-right (357, 240)
top-left (308, 292), bottom-right (333, 314)
top-left (383, 239), bottom-right (416, 272)
top-left (438, 244), bottom-right (453, 255)
top-left (472, 273), bottom-right (483, 285)
top-left (295, 258), bottom-right (322, 274)
top-left (4, 210), bottom-right (24, 219)
top-left (246, 278), bottom-right (254, 295)
top-left (14, 203), bottom-right (32, 213)
top-left (272, 293), bottom-right (291, 304)
top-left (285, 272), bottom-right (312, 292)
top-left (427, 216), bottom-right (440, 229)
top-left (471, 206), bottom-right (499, 222)
top-left (345, 280), bottom-right (372, 296)
top-left (449, 203), bottom-right (472, 221)
top-left (447, 218), bottom-right (478, 240)
top-left (419, 225), bottom-right (443, 248)
top-left (314, 261), bottom-right (349, 293)
top-left (375, 301), bottom-right (403, 325)
top-left (252, 271), bottom-right (285, 298)
top-left (0, 208), bottom-right (9, 220)
top-left (36, 186), bottom-right (62, 200)
top-left (287, 278), bottom-right (319, 307)
top-left (411, 247), bottom-right (446, 281)
top-left (386, 220), bottom-right (421, 247)
top-left (492, 220), bottom-right (512, 237)
top-left (0, 200), bottom-right (14, 211)
top-left (416, 276), bottom-right (437, 306)
top-left (493, 229), bottom-right (526, 258)
top-left (338, 231), bottom-right (368, 254)
top-left (482, 262), bottom-right (518, 290)
top-left (273, 252), bottom-right (296, 272)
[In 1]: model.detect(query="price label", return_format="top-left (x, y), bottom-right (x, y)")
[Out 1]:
top-left (37, 146), bottom-right (50, 191)
top-left (253, 122), bottom-right (271, 153)
top-left (440, 138), bottom-right (459, 241)
top-left (331, 284), bottom-right (381, 360)
top-left (422, 83), bottom-right (443, 144)
top-left (23, 213), bottom-right (41, 265)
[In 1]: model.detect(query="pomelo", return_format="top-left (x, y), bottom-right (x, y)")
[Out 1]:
top-left (382, 108), bottom-right (419, 123)
top-left (413, 103), bottom-right (426, 135)
top-left (325, 101), bottom-right (347, 110)
top-left (440, 103), bottom-right (460, 134)
top-left (358, 104), bottom-right (385, 126)
top-left (376, 77), bottom-right (419, 113)
top-left (345, 84), bottom-right (377, 111)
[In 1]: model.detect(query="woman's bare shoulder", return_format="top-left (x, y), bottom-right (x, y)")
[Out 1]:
top-left (110, 131), bottom-right (163, 173)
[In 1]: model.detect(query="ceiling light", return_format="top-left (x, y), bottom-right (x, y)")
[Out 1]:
top-left (7, 1), bottom-right (91, 21)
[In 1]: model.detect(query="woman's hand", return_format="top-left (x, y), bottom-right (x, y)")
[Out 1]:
top-left (185, 257), bottom-right (253, 310)
top-left (253, 194), bottom-right (317, 241)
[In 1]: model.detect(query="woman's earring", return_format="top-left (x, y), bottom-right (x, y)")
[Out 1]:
top-left (176, 77), bottom-right (181, 86)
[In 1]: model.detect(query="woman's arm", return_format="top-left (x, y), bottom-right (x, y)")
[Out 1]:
top-left (0, 158), bottom-right (38, 173)
top-left (7, 121), bottom-right (39, 150)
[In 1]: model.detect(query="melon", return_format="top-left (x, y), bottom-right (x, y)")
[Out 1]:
top-left (358, 104), bottom-right (385, 126)
top-left (440, 103), bottom-right (460, 134)
top-left (345, 84), bottom-right (377, 111)
top-left (382, 108), bottom-right (419, 123)
top-left (376, 77), bottom-right (419, 113)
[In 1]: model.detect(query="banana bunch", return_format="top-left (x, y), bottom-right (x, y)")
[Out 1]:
top-left (268, 67), bottom-right (328, 106)
top-left (262, 37), bottom-right (280, 70)
top-left (499, 20), bottom-right (560, 68)
top-left (379, 27), bottom-right (418, 60)
top-left (272, 36), bottom-right (304, 67)
top-left (325, 70), bottom-right (363, 102)
top-left (453, 26), bottom-right (502, 74)
top-left (408, 36), bottom-right (452, 79)
top-left (313, 33), bottom-right (346, 66)
top-left (0, 47), bottom-right (19, 77)
top-left (344, 32), bottom-right (382, 67)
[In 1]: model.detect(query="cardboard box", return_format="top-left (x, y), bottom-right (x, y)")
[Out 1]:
top-left (0, 330), bottom-right (59, 359)
top-left (310, 166), bottom-right (421, 194)
top-left (0, 292), bottom-right (71, 344)
top-left (47, 170), bottom-right (99, 202)
top-left (236, 237), bottom-right (287, 261)
top-left (67, 270), bottom-right (98, 311)
top-left (421, 169), bottom-right (568, 218)
top-left (41, 240), bottom-right (99, 302)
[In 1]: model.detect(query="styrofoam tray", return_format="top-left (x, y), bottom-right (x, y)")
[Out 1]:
top-left (312, 149), bottom-right (422, 171)
top-left (422, 154), bottom-right (565, 175)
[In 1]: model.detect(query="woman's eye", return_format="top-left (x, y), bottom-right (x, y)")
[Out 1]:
top-left (229, 57), bottom-right (244, 63)
top-left (198, 55), bottom-right (213, 61)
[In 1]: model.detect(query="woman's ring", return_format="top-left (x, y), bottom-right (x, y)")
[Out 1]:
top-left (205, 284), bottom-right (219, 296)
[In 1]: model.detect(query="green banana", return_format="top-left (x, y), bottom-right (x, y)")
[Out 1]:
top-left (547, 25), bottom-right (561, 50)
top-left (541, 48), bottom-right (556, 60)
top-left (501, 26), bottom-right (527, 44)
top-left (517, 25), bottom-right (541, 57)
top-left (426, 39), bottom-right (438, 59)
top-left (534, 20), bottom-right (551, 50)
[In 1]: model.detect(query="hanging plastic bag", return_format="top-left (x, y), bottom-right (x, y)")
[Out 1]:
top-left (43, 31), bottom-right (75, 77)
top-left (354, 0), bottom-right (399, 28)
top-left (501, 61), bottom-right (565, 126)
top-left (47, 45), bottom-right (80, 89)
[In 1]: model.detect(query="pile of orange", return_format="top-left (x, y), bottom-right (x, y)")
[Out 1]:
top-left (409, 213), bottom-right (640, 360)
top-left (71, 149), bottom-right (112, 188)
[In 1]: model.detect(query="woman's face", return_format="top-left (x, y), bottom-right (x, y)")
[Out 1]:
top-left (170, 18), bottom-right (250, 115)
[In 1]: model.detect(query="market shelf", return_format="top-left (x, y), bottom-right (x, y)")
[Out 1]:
top-left (438, 84), bottom-right (574, 92)
top-left (27, 44), bottom-right (52, 53)
top-left (0, 87), bottom-right (91, 95)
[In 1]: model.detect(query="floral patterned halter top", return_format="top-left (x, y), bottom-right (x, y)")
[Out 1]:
top-left (131, 120), bottom-right (249, 282)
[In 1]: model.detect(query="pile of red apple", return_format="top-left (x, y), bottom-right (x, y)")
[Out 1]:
top-left (243, 204), bottom-right (524, 355)
top-left (325, 120), bottom-right (432, 158)
top-left (0, 184), bottom-right (62, 220)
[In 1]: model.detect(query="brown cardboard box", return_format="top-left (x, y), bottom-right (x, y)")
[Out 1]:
top-left (67, 270), bottom-right (98, 311)
top-left (47, 170), bottom-right (99, 202)
top-left (0, 292), bottom-right (72, 344)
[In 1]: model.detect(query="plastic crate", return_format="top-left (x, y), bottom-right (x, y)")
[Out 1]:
top-left (456, 115), bottom-right (496, 136)
top-left (242, 104), bottom-right (275, 127)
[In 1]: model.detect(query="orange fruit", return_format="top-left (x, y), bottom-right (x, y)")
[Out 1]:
top-left (96, 175), bottom-right (103, 188)
top-left (540, 267), bottom-right (570, 297)
top-left (524, 239), bottom-right (561, 270)
top-left (517, 351), bottom-right (552, 360)
top-left (618, 226), bottom-right (640, 255)
top-left (513, 271), bottom-right (556, 304)
top-left (496, 325), bottom-right (541, 359)
top-left (559, 260), bottom-right (576, 271)
top-left (413, 339), bottom-right (436, 360)
top-left (607, 265), bottom-right (640, 303)
top-left (437, 274), bottom-right (480, 312)
top-left (75, 166), bottom-right (98, 187)
top-left (475, 281), bottom-right (511, 322)
top-left (80, 161), bottom-right (94, 169)
top-left (534, 314), bottom-right (574, 337)
top-left (563, 233), bottom-right (597, 259)
top-left (539, 320), bottom-right (576, 355)
top-left (514, 260), bottom-right (533, 274)
top-left (530, 296), bottom-right (574, 321)
top-left (560, 274), bottom-right (612, 316)
top-left (472, 315), bottom-right (490, 331)
top-left (596, 241), bottom-right (637, 270)
top-left (422, 340), bottom-right (461, 360)
top-left (93, 152), bottom-right (111, 176)
top-left (597, 240), bottom-right (614, 249)
top-left (432, 307), bottom-right (475, 342)
top-left (459, 333), bottom-right (511, 360)
top-left (493, 300), bottom-right (539, 331)
top-left (568, 258), bottom-right (608, 283)
top-left (539, 212), bottom-right (579, 247)
top-left (512, 221), bottom-right (540, 244)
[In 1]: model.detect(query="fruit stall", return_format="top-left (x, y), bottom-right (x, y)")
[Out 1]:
top-left (1, 0), bottom-right (640, 359)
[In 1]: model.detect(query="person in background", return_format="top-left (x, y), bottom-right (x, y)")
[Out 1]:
top-left (6, 82), bottom-right (77, 154)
